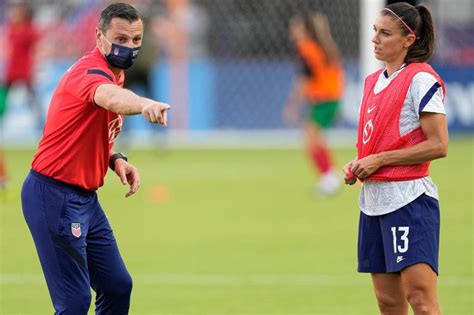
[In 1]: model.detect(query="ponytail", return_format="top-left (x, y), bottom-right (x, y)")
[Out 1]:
top-left (406, 5), bottom-right (434, 63)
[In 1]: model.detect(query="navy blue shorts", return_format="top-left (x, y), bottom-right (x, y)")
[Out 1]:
top-left (21, 170), bottom-right (132, 314)
top-left (358, 193), bottom-right (440, 274)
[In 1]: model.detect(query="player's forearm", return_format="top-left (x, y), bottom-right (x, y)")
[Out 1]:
top-left (287, 79), bottom-right (305, 106)
top-left (95, 84), bottom-right (148, 115)
top-left (376, 138), bottom-right (448, 167)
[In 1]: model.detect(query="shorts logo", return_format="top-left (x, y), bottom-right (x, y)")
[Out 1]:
top-left (396, 255), bottom-right (405, 263)
top-left (71, 223), bottom-right (81, 238)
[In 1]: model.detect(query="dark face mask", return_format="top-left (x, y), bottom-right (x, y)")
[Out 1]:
top-left (102, 34), bottom-right (140, 69)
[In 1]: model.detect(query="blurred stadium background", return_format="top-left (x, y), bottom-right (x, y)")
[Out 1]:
top-left (0, 0), bottom-right (472, 314)
top-left (1, 0), bottom-right (472, 147)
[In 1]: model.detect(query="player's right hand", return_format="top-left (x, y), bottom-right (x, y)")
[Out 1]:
top-left (142, 102), bottom-right (171, 126)
top-left (114, 159), bottom-right (141, 198)
top-left (343, 160), bottom-right (357, 185)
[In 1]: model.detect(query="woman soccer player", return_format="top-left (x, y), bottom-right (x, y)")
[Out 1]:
top-left (284, 12), bottom-right (345, 196)
top-left (343, 3), bottom-right (448, 314)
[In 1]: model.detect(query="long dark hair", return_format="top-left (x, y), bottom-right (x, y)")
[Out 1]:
top-left (382, 2), bottom-right (435, 64)
top-left (302, 12), bottom-right (341, 66)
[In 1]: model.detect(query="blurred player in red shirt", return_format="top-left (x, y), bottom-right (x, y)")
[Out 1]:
top-left (0, 1), bottom-right (39, 188)
top-left (4, 1), bottom-right (38, 90)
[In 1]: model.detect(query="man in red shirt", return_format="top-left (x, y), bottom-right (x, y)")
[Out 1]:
top-left (21, 3), bottom-right (170, 314)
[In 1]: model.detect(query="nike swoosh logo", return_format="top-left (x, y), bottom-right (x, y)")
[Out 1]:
top-left (368, 106), bottom-right (376, 113)
top-left (396, 256), bottom-right (405, 263)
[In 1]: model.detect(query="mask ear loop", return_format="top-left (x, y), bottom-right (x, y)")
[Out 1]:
top-left (99, 32), bottom-right (112, 56)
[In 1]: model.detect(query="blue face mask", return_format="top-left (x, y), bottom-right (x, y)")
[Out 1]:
top-left (102, 34), bottom-right (140, 69)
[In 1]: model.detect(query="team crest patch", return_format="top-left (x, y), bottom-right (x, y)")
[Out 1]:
top-left (71, 223), bottom-right (81, 238)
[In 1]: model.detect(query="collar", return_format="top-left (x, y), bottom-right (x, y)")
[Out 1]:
top-left (383, 63), bottom-right (407, 79)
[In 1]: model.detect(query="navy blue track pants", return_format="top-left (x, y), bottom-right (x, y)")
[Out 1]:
top-left (21, 170), bottom-right (132, 314)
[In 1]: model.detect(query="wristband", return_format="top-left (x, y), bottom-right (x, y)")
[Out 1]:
top-left (109, 152), bottom-right (128, 171)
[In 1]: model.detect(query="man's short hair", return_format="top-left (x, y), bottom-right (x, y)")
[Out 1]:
top-left (98, 3), bottom-right (141, 32)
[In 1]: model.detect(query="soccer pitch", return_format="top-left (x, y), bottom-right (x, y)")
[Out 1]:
top-left (1, 138), bottom-right (472, 314)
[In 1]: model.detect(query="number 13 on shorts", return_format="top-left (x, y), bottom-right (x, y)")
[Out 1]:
top-left (391, 226), bottom-right (409, 253)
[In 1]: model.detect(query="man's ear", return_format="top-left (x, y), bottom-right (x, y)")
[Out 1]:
top-left (95, 27), bottom-right (101, 47)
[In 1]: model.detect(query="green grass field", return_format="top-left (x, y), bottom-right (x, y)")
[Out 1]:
top-left (1, 139), bottom-right (472, 314)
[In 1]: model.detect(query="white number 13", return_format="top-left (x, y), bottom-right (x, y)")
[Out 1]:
top-left (391, 226), bottom-right (409, 253)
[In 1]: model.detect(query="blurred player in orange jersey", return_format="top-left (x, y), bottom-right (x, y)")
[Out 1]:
top-left (284, 12), bottom-right (345, 196)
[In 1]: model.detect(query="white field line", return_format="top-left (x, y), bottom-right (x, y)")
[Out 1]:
top-left (0, 273), bottom-right (472, 286)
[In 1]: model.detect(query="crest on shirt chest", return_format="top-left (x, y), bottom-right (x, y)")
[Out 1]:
top-left (108, 115), bottom-right (123, 144)
top-left (362, 103), bottom-right (377, 145)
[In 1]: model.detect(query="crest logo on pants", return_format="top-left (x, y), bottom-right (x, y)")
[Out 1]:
top-left (71, 223), bottom-right (81, 238)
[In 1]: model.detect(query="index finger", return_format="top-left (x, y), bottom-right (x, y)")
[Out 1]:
top-left (125, 182), bottom-right (139, 197)
top-left (131, 176), bottom-right (140, 194)
top-left (125, 169), bottom-right (140, 197)
top-left (161, 110), bottom-right (167, 127)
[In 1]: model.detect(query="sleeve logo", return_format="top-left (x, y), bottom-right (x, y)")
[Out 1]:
top-left (108, 115), bottom-right (123, 144)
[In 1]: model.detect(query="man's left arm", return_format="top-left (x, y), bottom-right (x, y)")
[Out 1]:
top-left (109, 150), bottom-right (141, 197)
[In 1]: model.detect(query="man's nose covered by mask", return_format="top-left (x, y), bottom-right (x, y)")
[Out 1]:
top-left (102, 34), bottom-right (140, 69)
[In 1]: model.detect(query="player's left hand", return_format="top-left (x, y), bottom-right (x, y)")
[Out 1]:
top-left (350, 154), bottom-right (383, 180)
top-left (114, 159), bottom-right (141, 197)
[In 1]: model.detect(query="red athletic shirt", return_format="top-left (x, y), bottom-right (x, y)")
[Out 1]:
top-left (32, 48), bottom-right (124, 190)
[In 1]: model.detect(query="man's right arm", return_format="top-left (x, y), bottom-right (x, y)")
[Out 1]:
top-left (94, 84), bottom-right (170, 125)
